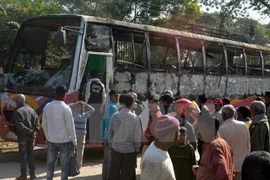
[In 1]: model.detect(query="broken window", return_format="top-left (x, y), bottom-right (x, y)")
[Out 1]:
top-left (227, 47), bottom-right (245, 76)
top-left (246, 52), bottom-right (262, 76)
top-left (149, 34), bottom-right (177, 71)
top-left (4, 18), bottom-right (80, 96)
top-left (178, 39), bottom-right (204, 74)
top-left (85, 24), bottom-right (112, 52)
top-left (113, 29), bottom-right (147, 69)
top-left (264, 54), bottom-right (270, 77)
top-left (180, 50), bottom-right (204, 73)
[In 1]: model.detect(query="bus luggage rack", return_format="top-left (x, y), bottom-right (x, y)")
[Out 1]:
top-left (185, 24), bottom-right (247, 43)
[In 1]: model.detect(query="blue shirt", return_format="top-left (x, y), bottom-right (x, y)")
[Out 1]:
top-left (69, 103), bottom-right (95, 134)
top-left (101, 101), bottom-right (118, 140)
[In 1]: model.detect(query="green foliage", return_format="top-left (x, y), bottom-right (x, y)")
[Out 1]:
top-left (196, 12), bottom-right (270, 46)
top-left (199, 0), bottom-right (270, 17)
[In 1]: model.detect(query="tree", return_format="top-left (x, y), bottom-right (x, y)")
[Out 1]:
top-left (199, 0), bottom-right (270, 17)
top-left (195, 12), bottom-right (270, 46)
top-left (56, 0), bottom-right (198, 23)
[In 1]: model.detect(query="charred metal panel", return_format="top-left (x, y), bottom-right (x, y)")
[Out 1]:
top-left (205, 75), bottom-right (226, 98)
top-left (248, 77), bottom-right (269, 95)
top-left (114, 72), bottom-right (131, 92)
top-left (261, 78), bottom-right (270, 94)
top-left (149, 73), bottom-right (179, 95)
top-left (133, 73), bottom-right (148, 94)
top-left (180, 74), bottom-right (204, 97)
top-left (113, 70), bottom-right (270, 99)
top-left (226, 77), bottom-right (249, 98)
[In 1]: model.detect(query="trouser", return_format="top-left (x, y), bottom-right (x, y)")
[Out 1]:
top-left (102, 141), bottom-right (111, 180)
top-left (234, 172), bottom-right (241, 180)
top-left (18, 137), bottom-right (35, 176)
top-left (88, 104), bottom-right (103, 142)
top-left (110, 149), bottom-right (137, 180)
top-left (46, 142), bottom-right (70, 180)
top-left (76, 133), bottom-right (86, 169)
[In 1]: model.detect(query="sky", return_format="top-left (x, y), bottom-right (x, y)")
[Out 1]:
top-left (200, 5), bottom-right (270, 25)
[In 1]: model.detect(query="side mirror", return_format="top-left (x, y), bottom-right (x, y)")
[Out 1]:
top-left (56, 27), bottom-right (66, 46)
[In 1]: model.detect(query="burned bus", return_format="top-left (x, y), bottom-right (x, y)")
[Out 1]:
top-left (0, 14), bottom-right (269, 147)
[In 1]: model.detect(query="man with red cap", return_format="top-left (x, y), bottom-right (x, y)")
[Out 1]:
top-left (214, 98), bottom-right (223, 124)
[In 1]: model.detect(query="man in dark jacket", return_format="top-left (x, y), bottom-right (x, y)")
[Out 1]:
top-left (250, 100), bottom-right (270, 152)
top-left (12, 94), bottom-right (39, 180)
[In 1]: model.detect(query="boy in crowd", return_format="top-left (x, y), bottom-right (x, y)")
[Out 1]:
top-left (69, 101), bottom-right (95, 169)
top-left (237, 106), bottom-right (252, 128)
top-left (168, 127), bottom-right (196, 180)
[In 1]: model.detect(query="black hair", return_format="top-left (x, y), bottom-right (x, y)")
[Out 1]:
top-left (56, 85), bottom-right (67, 96)
top-left (148, 94), bottom-right (160, 103)
top-left (161, 94), bottom-right (173, 104)
top-left (180, 127), bottom-right (187, 134)
top-left (265, 91), bottom-right (270, 98)
top-left (237, 106), bottom-right (251, 118)
top-left (109, 89), bottom-right (118, 97)
top-left (120, 94), bottom-right (135, 108)
top-left (198, 94), bottom-right (207, 104)
top-left (222, 97), bottom-right (230, 105)
top-left (256, 96), bottom-right (263, 101)
top-left (90, 69), bottom-right (98, 78)
top-left (242, 151), bottom-right (270, 180)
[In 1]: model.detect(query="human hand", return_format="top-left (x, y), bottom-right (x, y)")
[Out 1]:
top-left (99, 107), bottom-right (104, 113)
top-left (192, 165), bottom-right (199, 175)
top-left (70, 142), bottom-right (77, 153)
top-left (33, 132), bottom-right (38, 139)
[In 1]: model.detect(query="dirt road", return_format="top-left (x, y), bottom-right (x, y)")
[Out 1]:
top-left (0, 148), bottom-right (142, 180)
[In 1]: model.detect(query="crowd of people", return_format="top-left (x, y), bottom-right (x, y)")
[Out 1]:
top-left (10, 69), bottom-right (270, 180)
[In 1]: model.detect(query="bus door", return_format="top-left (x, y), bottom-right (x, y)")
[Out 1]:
top-left (82, 51), bottom-right (113, 144)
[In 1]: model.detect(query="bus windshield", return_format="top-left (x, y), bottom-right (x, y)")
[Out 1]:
top-left (3, 17), bottom-right (80, 97)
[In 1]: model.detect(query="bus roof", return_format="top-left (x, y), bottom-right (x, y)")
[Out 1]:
top-left (23, 14), bottom-right (270, 54)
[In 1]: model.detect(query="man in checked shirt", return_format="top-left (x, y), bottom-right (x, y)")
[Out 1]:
top-left (108, 94), bottom-right (142, 180)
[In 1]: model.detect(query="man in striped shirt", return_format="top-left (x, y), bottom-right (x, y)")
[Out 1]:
top-left (108, 94), bottom-right (142, 180)
top-left (69, 101), bottom-right (95, 169)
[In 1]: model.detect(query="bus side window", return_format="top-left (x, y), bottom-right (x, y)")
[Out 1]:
top-left (149, 35), bottom-right (177, 72)
top-left (246, 53), bottom-right (261, 77)
top-left (226, 47), bottom-right (245, 76)
top-left (205, 45), bottom-right (225, 75)
top-left (113, 30), bottom-right (147, 69)
top-left (264, 54), bottom-right (270, 77)
top-left (181, 49), bottom-right (204, 74)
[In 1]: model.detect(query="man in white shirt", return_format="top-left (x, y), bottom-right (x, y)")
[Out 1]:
top-left (219, 105), bottom-right (250, 180)
top-left (42, 85), bottom-right (77, 180)
top-left (141, 115), bottom-right (180, 180)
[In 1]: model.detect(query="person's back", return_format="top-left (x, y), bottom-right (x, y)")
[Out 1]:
top-left (219, 105), bottom-right (250, 179)
top-left (14, 105), bottom-right (39, 138)
top-left (109, 108), bottom-right (140, 153)
top-left (197, 136), bottom-right (234, 180)
top-left (43, 100), bottom-right (75, 143)
top-left (142, 142), bottom-right (175, 180)
top-left (219, 119), bottom-right (250, 172)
